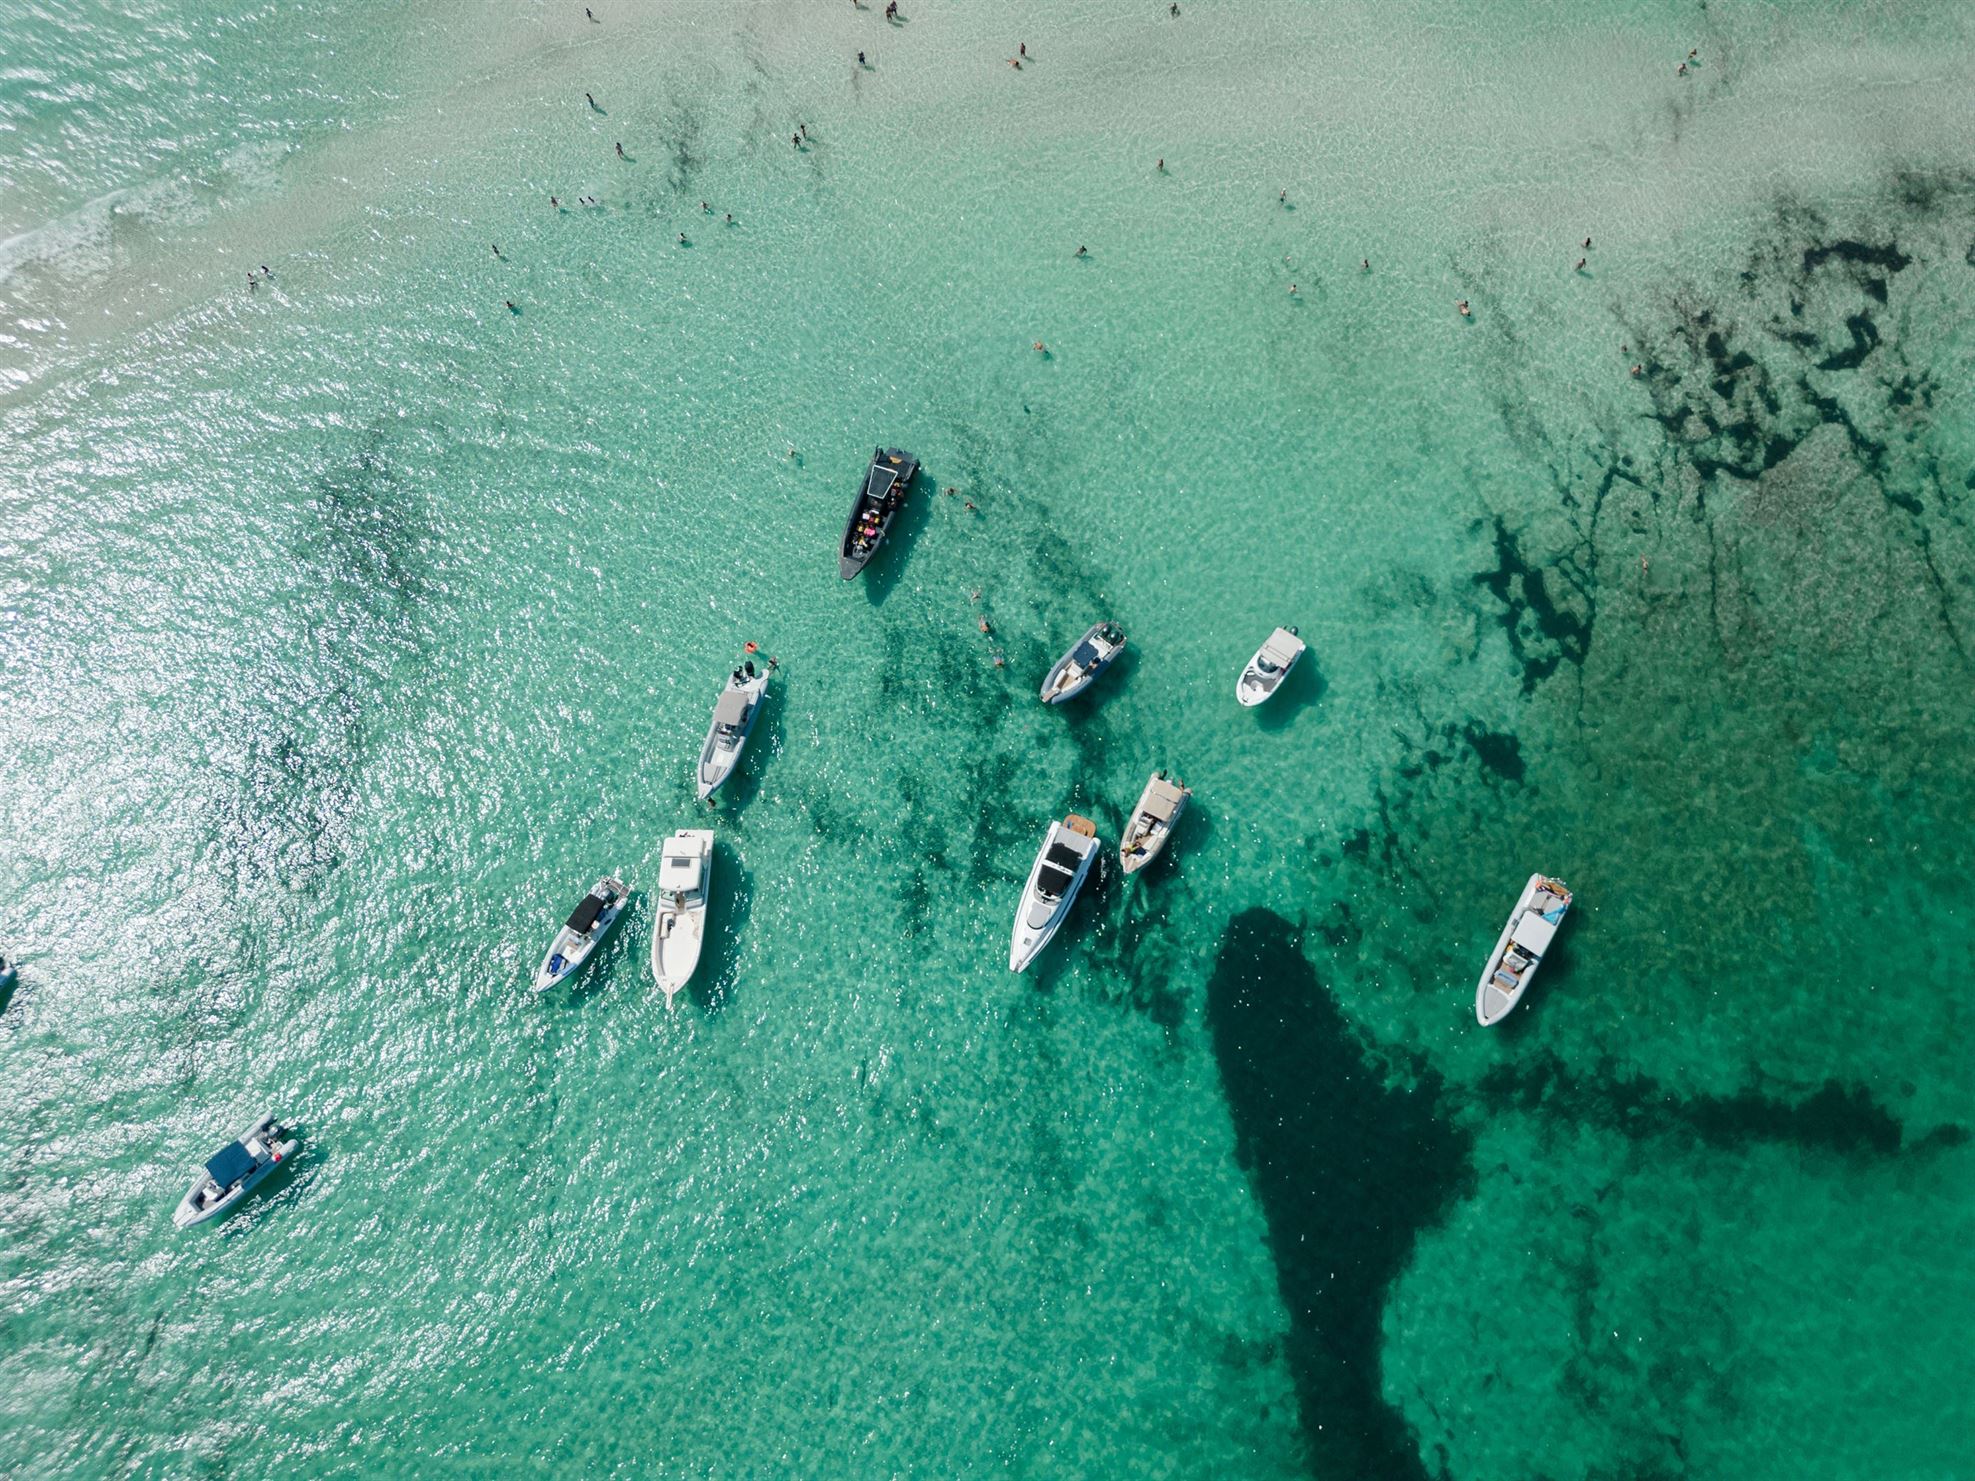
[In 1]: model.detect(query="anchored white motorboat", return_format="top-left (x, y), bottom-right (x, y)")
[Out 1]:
top-left (1475, 874), bottom-right (1573, 1025)
top-left (1120, 772), bottom-right (1190, 875)
top-left (172, 1115), bottom-right (298, 1229)
top-left (1236, 626), bottom-right (1305, 706)
top-left (1010, 814), bottom-right (1101, 971)
top-left (650, 829), bottom-right (713, 1010)
top-left (698, 659), bottom-right (771, 800)
top-left (1040, 622), bottom-right (1126, 705)
top-left (533, 874), bottom-right (630, 991)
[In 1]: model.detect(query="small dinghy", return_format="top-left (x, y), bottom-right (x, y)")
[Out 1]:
top-left (533, 874), bottom-right (630, 991)
top-left (173, 1115), bottom-right (298, 1229)
top-left (1039, 621), bottom-right (1126, 705)
top-left (1010, 814), bottom-right (1101, 971)
top-left (840, 447), bottom-right (920, 579)
top-left (651, 829), bottom-right (713, 1010)
top-left (698, 660), bottom-right (772, 800)
top-left (1237, 626), bottom-right (1305, 706)
top-left (1475, 874), bottom-right (1573, 1025)
top-left (1120, 772), bottom-right (1190, 875)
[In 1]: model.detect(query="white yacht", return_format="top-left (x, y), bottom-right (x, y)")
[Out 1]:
top-left (650, 829), bottom-right (713, 1010)
top-left (698, 660), bottom-right (771, 800)
top-left (1119, 772), bottom-right (1190, 875)
top-left (1475, 874), bottom-right (1573, 1025)
top-left (1010, 814), bottom-right (1101, 971)
top-left (172, 1115), bottom-right (298, 1228)
top-left (1040, 622), bottom-right (1126, 705)
top-left (533, 874), bottom-right (630, 991)
top-left (1236, 626), bottom-right (1305, 706)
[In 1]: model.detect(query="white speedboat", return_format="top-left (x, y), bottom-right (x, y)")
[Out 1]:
top-left (1119, 772), bottom-right (1190, 875)
top-left (1475, 874), bottom-right (1573, 1025)
top-left (172, 1115), bottom-right (298, 1229)
top-left (0, 953), bottom-right (15, 993)
top-left (698, 660), bottom-right (771, 800)
top-left (1236, 626), bottom-right (1305, 706)
top-left (1010, 814), bottom-right (1101, 971)
top-left (533, 874), bottom-right (630, 991)
top-left (650, 829), bottom-right (713, 1010)
top-left (1039, 622), bottom-right (1126, 705)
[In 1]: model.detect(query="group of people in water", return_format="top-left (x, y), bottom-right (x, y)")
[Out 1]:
top-left (468, 9), bottom-right (1696, 363)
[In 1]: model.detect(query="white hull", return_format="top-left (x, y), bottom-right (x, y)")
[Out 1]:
top-left (1237, 626), bottom-right (1305, 706)
top-left (533, 876), bottom-right (630, 991)
top-left (698, 671), bottom-right (770, 800)
top-left (1475, 873), bottom-right (1572, 1025)
top-left (1040, 622), bottom-right (1126, 705)
top-left (1011, 817), bottom-right (1101, 971)
top-left (1119, 774), bottom-right (1189, 875)
top-left (173, 1116), bottom-right (298, 1229)
top-left (651, 829), bottom-right (713, 1010)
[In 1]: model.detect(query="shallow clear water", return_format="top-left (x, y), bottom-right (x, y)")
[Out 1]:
top-left (4, 1), bottom-right (1974, 1475)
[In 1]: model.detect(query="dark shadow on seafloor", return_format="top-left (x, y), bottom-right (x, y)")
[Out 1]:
top-left (1252, 649), bottom-right (1326, 732)
top-left (691, 840), bottom-right (753, 1017)
top-left (862, 473), bottom-right (935, 608)
top-left (1205, 908), bottom-right (1472, 1481)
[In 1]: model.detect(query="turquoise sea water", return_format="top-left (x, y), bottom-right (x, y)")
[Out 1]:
top-left (4, 1), bottom-right (1975, 1475)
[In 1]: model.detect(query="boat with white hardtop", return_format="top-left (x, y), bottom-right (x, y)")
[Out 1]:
top-left (650, 829), bottom-right (713, 1010)
top-left (698, 657), bottom-right (772, 800)
top-left (533, 874), bottom-right (630, 991)
top-left (172, 1115), bottom-right (298, 1228)
top-left (1119, 772), bottom-right (1190, 874)
top-left (1040, 621), bottom-right (1126, 705)
top-left (1010, 814), bottom-right (1102, 971)
top-left (1475, 874), bottom-right (1572, 1025)
top-left (1237, 626), bottom-right (1305, 706)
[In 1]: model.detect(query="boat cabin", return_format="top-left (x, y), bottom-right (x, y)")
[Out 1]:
top-left (204, 1139), bottom-right (258, 1193)
top-left (713, 689), bottom-right (752, 732)
top-left (1037, 842), bottom-right (1085, 898)
top-left (660, 847), bottom-right (704, 894)
top-left (566, 893), bottom-right (607, 935)
top-left (1510, 910), bottom-right (1558, 957)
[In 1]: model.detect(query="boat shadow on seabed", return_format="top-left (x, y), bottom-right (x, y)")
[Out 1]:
top-left (689, 840), bottom-right (753, 1017)
top-left (861, 477), bottom-right (935, 609)
top-left (211, 1140), bottom-right (309, 1239)
top-left (1251, 650), bottom-right (1325, 732)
